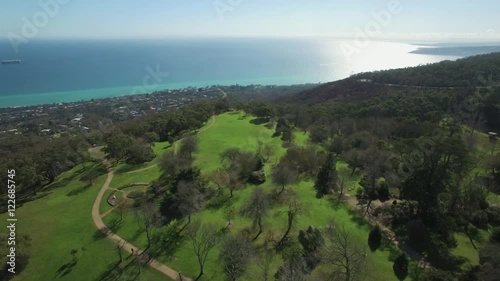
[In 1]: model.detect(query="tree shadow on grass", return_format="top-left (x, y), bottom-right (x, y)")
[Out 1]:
top-left (129, 228), bottom-right (145, 245)
top-left (94, 261), bottom-right (122, 281)
top-left (54, 258), bottom-right (78, 278)
top-left (93, 219), bottom-right (123, 241)
top-left (149, 226), bottom-right (187, 261)
top-left (326, 196), bottom-right (345, 211)
top-left (346, 207), bottom-right (370, 228)
top-left (93, 228), bottom-right (108, 241)
top-left (66, 184), bottom-right (92, 197)
top-left (206, 192), bottom-right (232, 210)
top-left (161, 143), bottom-right (173, 150)
top-left (250, 117), bottom-right (269, 125)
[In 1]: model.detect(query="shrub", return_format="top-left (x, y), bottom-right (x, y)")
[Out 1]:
top-left (491, 227), bottom-right (500, 243)
top-left (368, 226), bottom-right (382, 252)
top-left (486, 206), bottom-right (500, 226)
top-left (378, 182), bottom-right (390, 202)
top-left (127, 190), bottom-right (145, 199)
top-left (393, 253), bottom-right (409, 280)
top-left (471, 210), bottom-right (489, 229)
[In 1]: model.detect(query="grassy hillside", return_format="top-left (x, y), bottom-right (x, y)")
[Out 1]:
top-left (0, 163), bottom-right (167, 281)
top-left (102, 112), bottom-right (400, 281)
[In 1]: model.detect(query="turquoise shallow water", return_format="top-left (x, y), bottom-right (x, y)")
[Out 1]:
top-left (0, 38), bottom-right (460, 107)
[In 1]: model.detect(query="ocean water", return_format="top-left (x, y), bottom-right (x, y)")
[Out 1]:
top-left (0, 38), bottom-right (460, 107)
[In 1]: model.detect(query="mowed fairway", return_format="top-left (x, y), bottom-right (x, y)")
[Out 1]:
top-left (0, 164), bottom-right (167, 281)
top-left (102, 112), bottom-right (399, 281)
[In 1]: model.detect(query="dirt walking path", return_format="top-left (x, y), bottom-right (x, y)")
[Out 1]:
top-left (91, 115), bottom-right (218, 280)
top-left (199, 115), bottom-right (216, 133)
top-left (92, 161), bottom-right (191, 281)
top-left (126, 164), bottom-right (159, 174)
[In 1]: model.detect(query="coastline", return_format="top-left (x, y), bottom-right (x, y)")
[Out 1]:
top-left (0, 76), bottom-right (321, 108)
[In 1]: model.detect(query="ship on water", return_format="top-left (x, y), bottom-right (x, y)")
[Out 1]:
top-left (1, 59), bottom-right (21, 64)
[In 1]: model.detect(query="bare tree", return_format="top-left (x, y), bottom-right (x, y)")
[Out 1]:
top-left (220, 148), bottom-right (260, 182)
top-left (261, 143), bottom-right (275, 162)
top-left (219, 234), bottom-right (254, 281)
top-left (135, 200), bottom-right (162, 248)
top-left (337, 168), bottom-right (351, 199)
top-left (357, 147), bottom-right (390, 216)
top-left (179, 135), bottom-right (199, 160)
top-left (271, 160), bottom-right (299, 197)
top-left (275, 247), bottom-right (307, 281)
top-left (115, 201), bottom-right (127, 222)
top-left (240, 188), bottom-right (270, 240)
top-left (276, 199), bottom-right (303, 250)
top-left (188, 221), bottom-right (222, 281)
top-left (175, 180), bottom-right (206, 224)
top-left (322, 224), bottom-right (367, 281)
top-left (210, 168), bottom-right (230, 192)
top-left (160, 151), bottom-right (191, 179)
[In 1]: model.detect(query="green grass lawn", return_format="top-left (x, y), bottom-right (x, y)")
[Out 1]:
top-left (99, 189), bottom-right (116, 214)
top-left (0, 164), bottom-right (168, 281)
top-left (102, 112), bottom-right (399, 281)
top-left (452, 230), bottom-right (489, 267)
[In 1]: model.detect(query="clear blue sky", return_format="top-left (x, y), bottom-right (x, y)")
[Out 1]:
top-left (1, 0), bottom-right (499, 41)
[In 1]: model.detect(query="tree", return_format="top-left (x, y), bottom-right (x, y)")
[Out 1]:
top-left (135, 200), bottom-right (161, 248)
top-left (79, 166), bottom-right (101, 186)
top-left (314, 153), bottom-right (338, 198)
top-left (275, 246), bottom-right (308, 281)
top-left (159, 151), bottom-right (191, 180)
top-left (143, 131), bottom-right (160, 145)
top-left (328, 135), bottom-right (345, 156)
top-left (309, 124), bottom-right (329, 144)
top-left (261, 143), bottom-right (275, 162)
top-left (220, 148), bottom-right (260, 183)
top-left (224, 205), bottom-right (236, 228)
top-left (219, 234), bottom-right (254, 281)
top-left (240, 188), bottom-right (270, 240)
top-left (188, 221), bottom-right (222, 281)
top-left (105, 131), bottom-right (133, 160)
top-left (281, 128), bottom-right (294, 146)
top-left (337, 168), bottom-right (351, 199)
top-left (281, 146), bottom-right (322, 178)
top-left (342, 149), bottom-right (363, 176)
top-left (276, 199), bottom-right (303, 250)
top-left (179, 135), bottom-right (199, 160)
top-left (271, 160), bottom-right (299, 196)
top-left (126, 139), bottom-right (155, 164)
top-left (298, 226), bottom-right (325, 271)
top-left (398, 135), bottom-right (472, 229)
top-left (393, 253), bottom-right (409, 281)
top-left (368, 226), bottom-right (382, 252)
top-left (478, 241), bottom-right (500, 281)
top-left (211, 168), bottom-right (243, 198)
top-left (357, 147), bottom-right (390, 216)
top-left (174, 180), bottom-right (207, 224)
top-left (323, 224), bottom-right (367, 281)
top-left (210, 168), bottom-right (230, 192)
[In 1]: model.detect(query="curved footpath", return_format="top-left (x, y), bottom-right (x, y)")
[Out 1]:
top-left (91, 161), bottom-right (191, 281)
top-left (90, 115), bottom-right (217, 280)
